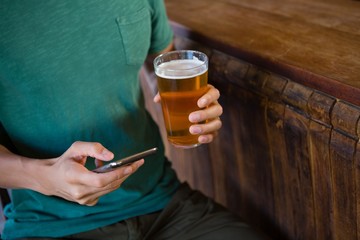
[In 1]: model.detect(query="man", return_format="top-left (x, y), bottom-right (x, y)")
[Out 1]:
top-left (0, 0), bottom-right (265, 239)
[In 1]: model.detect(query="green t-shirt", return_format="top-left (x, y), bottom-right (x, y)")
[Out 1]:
top-left (0, 0), bottom-right (180, 238)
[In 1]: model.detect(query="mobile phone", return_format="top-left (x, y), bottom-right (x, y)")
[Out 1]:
top-left (92, 147), bottom-right (158, 173)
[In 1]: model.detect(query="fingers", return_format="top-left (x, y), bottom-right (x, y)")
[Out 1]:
top-left (77, 158), bottom-right (144, 187)
top-left (187, 85), bottom-right (223, 144)
top-left (198, 133), bottom-right (217, 144)
top-left (155, 84), bottom-right (223, 145)
top-left (197, 85), bottom-right (220, 108)
top-left (109, 159), bottom-right (145, 183)
top-left (189, 102), bottom-right (223, 123)
top-left (50, 142), bottom-right (146, 206)
top-left (65, 141), bottom-right (114, 162)
top-left (70, 160), bottom-right (144, 206)
top-left (189, 117), bottom-right (222, 135)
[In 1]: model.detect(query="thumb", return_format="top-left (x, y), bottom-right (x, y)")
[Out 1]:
top-left (66, 141), bottom-right (114, 163)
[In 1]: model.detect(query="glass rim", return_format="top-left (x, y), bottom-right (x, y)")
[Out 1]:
top-left (153, 50), bottom-right (208, 72)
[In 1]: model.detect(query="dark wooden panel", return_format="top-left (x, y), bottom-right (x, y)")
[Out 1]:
top-left (332, 102), bottom-right (360, 138)
top-left (283, 106), bottom-right (314, 240)
top-left (356, 140), bottom-right (360, 239)
top-left (228, 85), bottom-right (275, 232)
top-left (329, 102), bottom-right (359, 240)
top-left (167, 144), bottom-right (215, 199)
top-left (207, 126), bottom-right (227, 206)
top-left (265, 100), bottom-right (290, 240)
top-left (308, 91), bottom-right (335, 125)
top-left (308, 92), bottom-right (335, 240)
top-left (330, 130), bottom-right (357, 240)
top-left (281, 82), bottom-right (315, 237)
top-left (309, 121), bottom-right (333, 240)
top-left (281, 83), bottom-right (315, 240)
top-left (142, 32), bottom-right (360, 239)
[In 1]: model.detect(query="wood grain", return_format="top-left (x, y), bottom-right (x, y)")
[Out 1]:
top-left (141, 30), bottom-right (360, 239)
top-left (165, 0), bottom-right (360, 105)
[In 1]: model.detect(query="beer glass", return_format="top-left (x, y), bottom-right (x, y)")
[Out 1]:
top-left (154, 50), bottom-right (209, 148)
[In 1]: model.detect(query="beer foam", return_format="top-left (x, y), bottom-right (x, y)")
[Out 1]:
top-left (156, 59), bottom-right (207, 79)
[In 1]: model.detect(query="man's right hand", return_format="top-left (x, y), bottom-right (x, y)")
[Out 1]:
top-left (0, 141), bottom-right (144, 206)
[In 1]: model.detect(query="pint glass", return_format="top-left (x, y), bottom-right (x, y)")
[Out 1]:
top-left (154, 50), bottom-right (209, 148)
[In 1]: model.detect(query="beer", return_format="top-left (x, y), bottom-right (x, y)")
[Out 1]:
top-left (154, 52), bottom-right (208, 148)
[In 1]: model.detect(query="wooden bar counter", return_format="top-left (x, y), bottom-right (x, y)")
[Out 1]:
top-left (141, 0), bottom-right (360, 239)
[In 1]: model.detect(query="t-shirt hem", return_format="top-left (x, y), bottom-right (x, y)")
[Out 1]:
top-left (2, 182), bottom-right (181, 239)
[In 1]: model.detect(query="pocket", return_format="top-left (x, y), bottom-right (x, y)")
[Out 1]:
top-left (116, 8), bottom-right (151, 65)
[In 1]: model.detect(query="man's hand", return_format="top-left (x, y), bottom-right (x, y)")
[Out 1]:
top-left (154, 84), bottom-right (223, 144)
top-left (32, 141), bottom-right (143, 206)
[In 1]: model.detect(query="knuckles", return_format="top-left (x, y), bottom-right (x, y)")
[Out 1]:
top-left (71, 188), bottom-right (86, 202)
top-left (70, 188), bottom-right (96, 206)
top-left (92, 142), bottom-right (104, 152)
top-left (92, 178), bottom-right (108, 188)
top-left (70, 141), bottom-right (104, 153)
top-left (70, 141), bottom-right (82, 149)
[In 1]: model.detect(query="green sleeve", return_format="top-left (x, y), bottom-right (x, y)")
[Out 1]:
top-left (148, 0), bottom-right (174, 54)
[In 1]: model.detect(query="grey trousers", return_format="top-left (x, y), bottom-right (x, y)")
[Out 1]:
top-left (19, 183), bottom-right (268, 240)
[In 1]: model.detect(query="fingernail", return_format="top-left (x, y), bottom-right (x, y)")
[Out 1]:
top-left (190, 126), bottom-right (202, 134)
top-left (189, 113), bottom-right (201, 122)
top-left (199, 135), bottom-right (208, 143)
top-left (101, 149), bottom-right (112, 157)
top-left (137, 159), bottom-right (145, 167)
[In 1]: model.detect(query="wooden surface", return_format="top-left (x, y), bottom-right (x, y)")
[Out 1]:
top-left (142, 40), bottom-right (360, 239)
top-left (141, 2), bottom-right (360, 238)
top-left (164, 0), bottom-right (360, 106)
